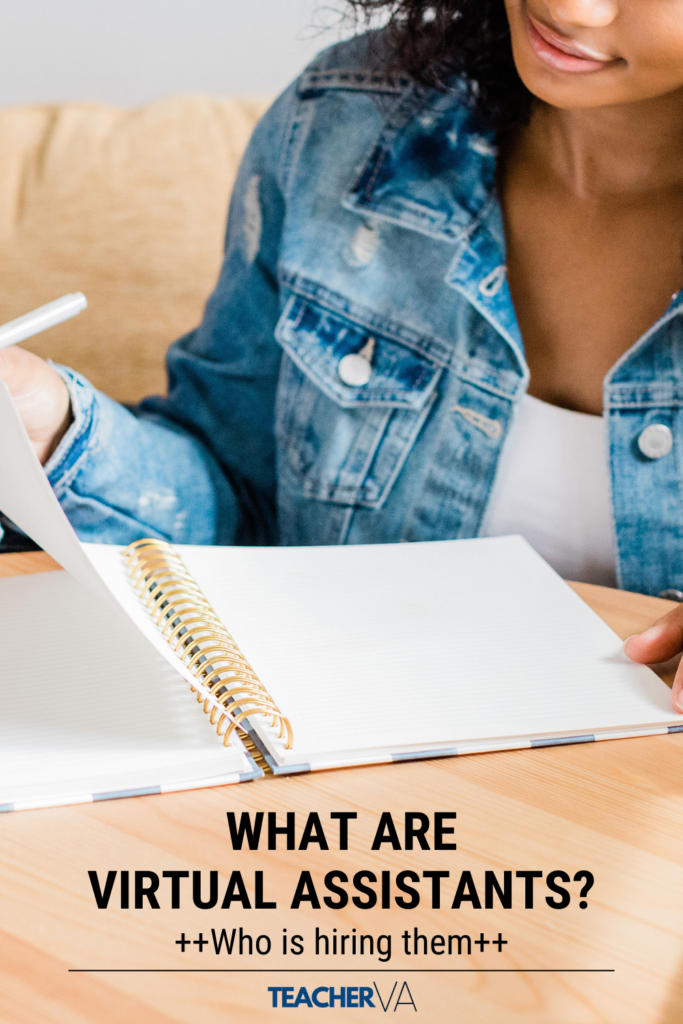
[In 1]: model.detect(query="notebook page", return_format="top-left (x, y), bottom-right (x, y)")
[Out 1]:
top-left (162, 538), bottom-right (680, 765)
top-left (0, 384), bottom-right (206, 691)
top-left (0, 385), bottom-right (262, 753)
top-left (0, 570), bottom-right (250, 808)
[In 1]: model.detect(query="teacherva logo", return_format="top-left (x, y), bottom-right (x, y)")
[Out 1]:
top-left (268, 983), bottom-right (417, 1011)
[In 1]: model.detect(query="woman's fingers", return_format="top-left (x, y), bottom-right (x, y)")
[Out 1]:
top-left (624, 604), bottom-right (683, 712)
top-left (672, 662), bottom-right (683, 713)
top-left (0, 346), bottom-right (71, 463)
top-left (624, 607), bottom-right (683, 664)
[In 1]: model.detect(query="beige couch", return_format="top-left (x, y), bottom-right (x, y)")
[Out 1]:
top-left (0, 94), bottom-right (271, 403)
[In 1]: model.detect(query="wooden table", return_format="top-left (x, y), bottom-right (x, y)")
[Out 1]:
top-left (1, 552), bottom-right (682, 1024)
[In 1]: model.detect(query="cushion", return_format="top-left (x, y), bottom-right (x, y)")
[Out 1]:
top-left (0, 94), bottom-right (270, 402)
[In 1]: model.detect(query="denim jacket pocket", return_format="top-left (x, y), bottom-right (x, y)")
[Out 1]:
top-left (274, 288), bottom-right (442, 508)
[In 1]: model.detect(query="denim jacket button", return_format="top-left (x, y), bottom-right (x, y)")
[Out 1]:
top-left (658, 589), bottom-right (683, 601)
top-left (637, 424), bottom-right (673, 459)
top-left (338, 353), bottom-right (372, 387)
top-left (338, 338), bottom-right (375, 387)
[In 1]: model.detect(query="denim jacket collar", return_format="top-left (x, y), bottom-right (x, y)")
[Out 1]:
top-left (343, 82), bottom-right (527, 389)
top-left (604, 291), bottom-right (683, 404)
top-left (343, 81), bottom-right (496, 242)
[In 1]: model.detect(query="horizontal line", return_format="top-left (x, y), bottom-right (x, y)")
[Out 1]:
top-left (69, 969), bottom-right (615, 974)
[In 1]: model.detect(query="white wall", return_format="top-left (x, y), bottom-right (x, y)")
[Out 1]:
top-left (0, 0), bottom-right (358, 106)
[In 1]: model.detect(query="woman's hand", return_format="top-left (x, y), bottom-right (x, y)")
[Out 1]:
top-left (0, 346), bottom-right (72, 464)
top-left (625, 615), bottom-right (683, 713)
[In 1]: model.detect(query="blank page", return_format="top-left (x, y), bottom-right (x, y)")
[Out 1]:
top-left (85, 537), bottom-right (681, 768)
top-left (0, 570), bottom-right (250, 809)
top-left (178, 537), bottom-right (679, 763)
top-left (0, 382), bottom-right (213, 690)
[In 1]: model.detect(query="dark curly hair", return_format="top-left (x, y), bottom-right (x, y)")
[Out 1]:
top-left (345, 1), bottom-right (532, 132)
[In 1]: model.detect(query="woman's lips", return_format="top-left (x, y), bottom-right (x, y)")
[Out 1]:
top-left (527, 15), bottom-right (617, 73)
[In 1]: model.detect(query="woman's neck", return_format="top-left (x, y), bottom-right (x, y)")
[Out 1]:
top-left (498, 86), bottom-right (683, 414)
top-left (517, 89), bottom-right (683, 199)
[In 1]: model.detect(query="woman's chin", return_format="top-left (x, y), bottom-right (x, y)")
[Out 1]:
top-left (511, 44), bottom-right (634, 110)
top-left (506, 5), bottom-right (631, 110)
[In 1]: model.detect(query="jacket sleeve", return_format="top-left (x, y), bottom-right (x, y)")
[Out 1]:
top-left (43, 82), bottom-right (298, 547)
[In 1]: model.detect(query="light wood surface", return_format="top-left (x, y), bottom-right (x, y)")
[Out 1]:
top-left (0, 552), bottom-right (681, 1024)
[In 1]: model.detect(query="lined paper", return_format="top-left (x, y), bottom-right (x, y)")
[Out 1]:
top-left (0, 570), bottom-right (249, 806)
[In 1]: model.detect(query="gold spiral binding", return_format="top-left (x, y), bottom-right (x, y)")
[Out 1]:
top-left (123, 539), bottom-right (293, 770)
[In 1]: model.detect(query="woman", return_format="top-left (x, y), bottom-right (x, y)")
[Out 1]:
top-left (0, 0), bottom-right (682, 701)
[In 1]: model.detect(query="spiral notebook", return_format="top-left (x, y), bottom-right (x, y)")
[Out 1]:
top-left (0, 381), bottom-right (681, 811)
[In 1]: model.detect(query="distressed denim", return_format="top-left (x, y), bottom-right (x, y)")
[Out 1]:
top-left (36, 32), bottom-right (683, 597)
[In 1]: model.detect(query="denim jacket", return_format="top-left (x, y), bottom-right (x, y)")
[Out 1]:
top-left (41, 32), bottom-right (683, 597)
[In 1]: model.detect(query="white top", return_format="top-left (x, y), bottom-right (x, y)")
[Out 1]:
top-left (480, 394), bottom-right (617, 587)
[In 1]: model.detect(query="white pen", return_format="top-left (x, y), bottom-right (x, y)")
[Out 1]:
top-left (0, 293), bottom-right (88, 349)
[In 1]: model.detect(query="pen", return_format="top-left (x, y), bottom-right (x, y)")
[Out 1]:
top-left (0, 293), bottom-right (88, 349)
